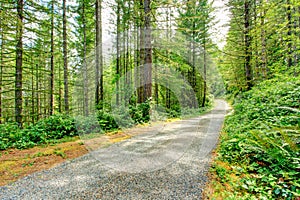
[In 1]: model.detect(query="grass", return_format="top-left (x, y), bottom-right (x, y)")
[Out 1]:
top-left (0, 140), bottom-right (88, 186)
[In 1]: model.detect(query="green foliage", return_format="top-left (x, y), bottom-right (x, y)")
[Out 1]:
top-left (0, 97), bottom-right (210, 150)
top-left (26, 114), bottom-right (77, 141)
top-left (75, 115), bottom-right (102, 135)
top-left (216, 76), bottom-right (300, 199)
top-left (0, 123), bottom-right (24, 150)
top-left (129, 102), bottom-right (151, 124)
top-left (0, 115), bottom-right (77, 150)
top-left (95, 101), bottom-right (151, 131)
top-left (97, 110), bottom-right (119, 131)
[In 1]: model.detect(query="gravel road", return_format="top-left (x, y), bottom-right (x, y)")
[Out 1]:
top-left (0, 100), bottom-right (229, 200)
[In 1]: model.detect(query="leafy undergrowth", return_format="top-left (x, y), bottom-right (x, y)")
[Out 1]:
top-left (205, 76), bottom-right (300, 200)
top-left (0, 100), bottom-right (212, 150)
top-left (0, 102), bottom-right (152, 150)
top-left (0, 115), bottom-right (78, 150)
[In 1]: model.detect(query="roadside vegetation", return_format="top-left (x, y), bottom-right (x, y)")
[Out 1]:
top-left (0, 100), bottom-right (212, 186)
top-left (0, 102), bottom-right (149, 150)
top-left (206, 76), bottom-right (300, 199)
top-left (0, 99), bottom-right (214, 151)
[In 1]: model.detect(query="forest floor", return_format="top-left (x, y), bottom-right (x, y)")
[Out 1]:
top-left (0, 100), bottom-right (230, 199)
top-left (0, 131), bottom-right (141, 186)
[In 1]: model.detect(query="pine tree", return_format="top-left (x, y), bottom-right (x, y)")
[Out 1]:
top-left (63, 0), bottom-right (69, 113)
top-left (15, 0), bottom-right (24, 127)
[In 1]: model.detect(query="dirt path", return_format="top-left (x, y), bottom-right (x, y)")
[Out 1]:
top-left (0, 99), bottom-right (230, 200)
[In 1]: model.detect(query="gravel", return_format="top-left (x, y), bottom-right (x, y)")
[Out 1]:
top-left (0, 100), bottom-right (229, 200)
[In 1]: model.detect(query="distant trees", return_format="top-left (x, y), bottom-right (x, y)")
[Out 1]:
top-left (220, 0), bottom-right (300, 93)
top-left (0, 0), bottom-right (218, 126)
top-left (0, 0), bottom-right (72, 125)
top-left (178, 0), bottom-right (215, 107)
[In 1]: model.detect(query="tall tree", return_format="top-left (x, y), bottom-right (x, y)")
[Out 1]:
top-left (83, 1), bottom-right (88, 115)
top-left (244, 0), bottom-right (252, 89)
top-left (143, 0), bottom-right (152, 100)
top-left (63, 0), bottom-right (69, 113)
top-left (116, 0), bottom-right (121, 105)
top-left (15, 0), bottom-right (24, 127)
top-left (0, 4), bottom-right (3, 124)
top-left (95, 0), bottom-right (103, 109)
top-left (49, 0), bottom-right (55, 115)
top-left (138, 0), bottom-right (152, 103)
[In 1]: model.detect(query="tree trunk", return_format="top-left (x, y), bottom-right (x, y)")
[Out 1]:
top-left (166, 6), bottom-right (170, 109)
top-left (134, 2), bottom-right (140, 105)
top-left (63, 0), bottom-right (69, 113)
top-left (260, 0), bottom-right (267, 78)
top-left (286, 0), bottom-right (292, 68)
top-left (15, 0), bottom-right (24, 127)
top-left (154, 52), bottom-right (158, 105)
top-left (0, 17), bottom-right (3, 124)
top-left (50, 0), bottom-right (54, 115)
top-left (202, 41), bottom-right (207, 108)
top-left (143, 0), bottom-right (152, 101)
top-left (244, 0), bottom-right (252, 89)
top-left (58, 62), bottom-right (62, 113)
top-left (83, 2), bottom-right (89, 116)
top-left (36, 64), bottom-right (40, 121)
top-left (116, 0), bottom-right (120, 105)
top-left (95, 0), bottom-right (103, 109)
top-left (192, 27), bottom-right (196, 108)
top-left (31, 57), bottom-right (34, 123)
top-left (138, 0), bottom-right (145, 103)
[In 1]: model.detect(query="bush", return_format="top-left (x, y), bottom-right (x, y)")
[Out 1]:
top-left (75, 115), bottom-right (102, 135)
top-left (97, 110), bottom-right (118, 131)
top-left (216, 76), bottom-right (300, 199)
top-left (26, 114), bottom-right (77, 142)
top-left (0, 114), bottom-right (77, 150)
top-left (129, 101), bottom-right (151, 124)
top-left (0, 123), bottom-right (21, 150)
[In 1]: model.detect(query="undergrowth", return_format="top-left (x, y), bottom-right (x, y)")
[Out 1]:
top-left (208, 76), bottom-right (300, 199)
top-left (1, 100), bottom-right (211, 150)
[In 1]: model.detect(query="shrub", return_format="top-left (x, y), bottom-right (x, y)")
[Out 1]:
top-left (0, 114), bottom-right (77, 150)
top-left (97, 110), bottom-right (119, 131)
top-left (129, 101), bottom-right (151, 124)
top-left (26, 114), bottom-right (77, 142)
top-left (75, 115), bottom-right (102, 135)
top-left (0, 123), bottom-right (21, 150)
top-left (216, 76), bottom-right (300, 199)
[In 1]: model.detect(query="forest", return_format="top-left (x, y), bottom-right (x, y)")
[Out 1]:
top-left (0, 0), bottom-right (299, 199)
top-left (0, 0), bottom-right (220, 148)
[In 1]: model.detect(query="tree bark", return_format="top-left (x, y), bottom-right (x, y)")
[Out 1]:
top-left (15, 0), bottom-right (24, 127)
top-left (202, 36), bottom-right (207, 108)
top-left (50, 0), bottom-right (54, 115)
top-left (260, 0), bottom-right (267, 78)
top-left (244, 0), bottom-right (253, 89)
top-left (83, 1), bottom-right (88, 116)
top-left (36, 64), bottom-right (40, 121)
top-left (63, 0), bottom-right (69, 113)
top-left (0, 14), bottom-right (3, 124)
top-left (95, 0), bottom-right (103, 109)
top-left (143, 0), bottom-right (152, 101)
top-left (116, 0), bottom-right (120, 105)
top-left (286, 0), bottom-right (292, 68)
top-left (138, 0), bottom-right (145, 103)
top-left (58, 62), bottom-right (62, 113)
